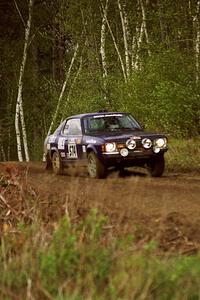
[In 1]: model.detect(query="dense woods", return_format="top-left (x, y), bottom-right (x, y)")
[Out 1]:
top-left (1, 0), bottom-right (200, 161)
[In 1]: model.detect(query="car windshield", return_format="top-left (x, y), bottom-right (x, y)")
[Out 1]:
top-left (83, 114), bottom-right (142, 133)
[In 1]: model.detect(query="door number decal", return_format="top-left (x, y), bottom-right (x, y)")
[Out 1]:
top-left (58, 137), bottom-right (65, 150)
top-left (67, 144), bottom-right (77, 158)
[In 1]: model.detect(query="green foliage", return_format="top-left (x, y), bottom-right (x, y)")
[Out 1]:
top-left (166, 138), bottom-right (200, 172)
top-left (1, 0), bottom-right (200, 161)
top-left (1, 209), bottom-right (200, 299)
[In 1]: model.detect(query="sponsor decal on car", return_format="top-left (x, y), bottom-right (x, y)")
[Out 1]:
top-left (68, 138), bottom-right (76, 144)
top-left (60, 152), bottom-right (66, 157)
top-left (58, 137), bottom-right (66, 149)
top-left (49, 136), bottom-right (56, 143)
top-left (76, 138), bottom-right (81, 144)
top-left (93, 114), bottom-right (123, 118)
top-left (86, 139), bottom-right (97, 144)
top-left (67, 144), bottom-right (77, 158)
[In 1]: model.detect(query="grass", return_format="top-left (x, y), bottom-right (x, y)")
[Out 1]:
top-left (0, 210), bottom-right (200, 300)
top-left (1, 139), bottom-right (200, 299)
top-left (166, 137), bottom-right (200, 172)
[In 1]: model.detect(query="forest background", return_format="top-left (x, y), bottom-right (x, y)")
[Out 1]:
top-left (1, 0), bottom-right (200, 161)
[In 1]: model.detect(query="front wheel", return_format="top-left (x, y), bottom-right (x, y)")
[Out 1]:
top-left (52, 152), bottom-right (64, 175)
top-left (44, 153), bottom-right (52, 170)
top-left (147, 155), bottom-right (165, 177)
top-left (87, 152), bottom-right (107, 179)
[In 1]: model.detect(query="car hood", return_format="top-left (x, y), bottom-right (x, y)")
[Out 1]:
top-left (85, 130), bottom-right (166, 144)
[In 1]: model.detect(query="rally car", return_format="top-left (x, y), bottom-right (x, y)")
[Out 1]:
top-left (44, 111), bottom-right (168, 178)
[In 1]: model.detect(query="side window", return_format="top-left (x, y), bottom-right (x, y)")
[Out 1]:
top-left (63, 119), bottom-right (82, 136)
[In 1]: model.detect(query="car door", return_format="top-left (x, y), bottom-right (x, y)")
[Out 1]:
top-left (61, 118), bottom-right (83, 161)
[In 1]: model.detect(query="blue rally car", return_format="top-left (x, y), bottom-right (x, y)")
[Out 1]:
top-left (44, 111), bottom-right (168, 178)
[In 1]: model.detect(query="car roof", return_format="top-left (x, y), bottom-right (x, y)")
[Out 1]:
top-left (67, 112), bottom-right (128, 119)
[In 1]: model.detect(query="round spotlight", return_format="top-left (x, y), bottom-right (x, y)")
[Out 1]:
top-left (155, 138), bottom-right (166, 148)
top-left (120, 148), bottom-right (129, 157)
top-left (153, 146), bottom-right (161, 153)
top-left (142, 138), bottom-right (152, 149)
top-left (126, 139), bottom-right (136, 150)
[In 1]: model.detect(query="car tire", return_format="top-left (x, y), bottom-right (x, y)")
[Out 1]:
top-left (44, 153), bottom-right (52, 170)
top-left (52, 152), bottom-right (64, 175)
top-left (87, 152), bottom-right (107, 179)
top-left (148, 154), bottom-right (165, 177)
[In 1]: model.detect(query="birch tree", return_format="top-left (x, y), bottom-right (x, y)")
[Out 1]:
top-left (131, 21), bottom-right (144, 71)
top-left (47, 43), bottom-right (79, 137)
top-left (101, 1), bottom-right (127, 82)
top-left (139, 0), bottom-right (151, 57)
top-left (100, 0), bottom-right (109, 101)
top-left (15, 0), bottom-right (34, 162)
top-left (118, 0), bottom-right (130, 79)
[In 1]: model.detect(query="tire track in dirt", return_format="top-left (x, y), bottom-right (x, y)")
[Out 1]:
top-left (1, 161), bottom-right (200, 253)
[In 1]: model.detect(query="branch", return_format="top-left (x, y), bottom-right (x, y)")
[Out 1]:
top-left (13, 0), bottom-right (26, 27)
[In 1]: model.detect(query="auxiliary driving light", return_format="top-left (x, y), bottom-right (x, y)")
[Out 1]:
top-left (142, 138), bottom-right (152, 149)
top-left (120, 148), bottom-right (129, 157)
top-left (155, 138), bottom-right (167, 149)
top-left (153, 146), bottom-right (161, 153)
top-left (126, 139), bottom-right (136, 150)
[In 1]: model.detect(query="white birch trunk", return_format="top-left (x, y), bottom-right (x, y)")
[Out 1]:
top-left (139, 0), bottom-right (151, 57)
top-left (100, 0), bottom-right (108, 79)
top-left (19, 101), bottom-right (29, 161)
top-left (132, 21), bottom-right (144, 71)
top-left (118, 0), bottom-right (130, 78)
top-left (15, 96), bottom-right (23, 161)
top-left (100, 0), bottom-right (109, 102)
top-left (47, 43), bottom-right (79, 136)
top-left (101, 3), bottom-right (127, 83)
top-left (15, 0), bottom-right (33, 162)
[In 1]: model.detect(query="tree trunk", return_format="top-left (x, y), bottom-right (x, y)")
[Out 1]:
top-left (15, 98), bottom-right (23, 161)
top-left (61, 56), bottom-right (83, 122)
top-left (100, 0), bottom-right (109, 102)
top-left (47, 43), bottom-right (79, 136)
top-left (140, 0), bottom-right (151, 56)
top-left (1, 144), bottom-right (6, 162)
top-left (101, 1), bottom-right (127, 83)
top-left (15, 0), bottom-right (33, 161)
top-left (132, 21), bottom-right (144, 71)
top-left (118, 0), bottom-right (130, 78)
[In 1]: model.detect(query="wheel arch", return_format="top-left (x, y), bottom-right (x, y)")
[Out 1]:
top-left (50, 147), bottom-right (59, 158)
top-left (86, 145), bottom-right (98, 156)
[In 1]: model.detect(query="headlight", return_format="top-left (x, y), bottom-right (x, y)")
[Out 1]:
top-left (155, 138), bottom-right (167, 149)
top-left (126, 139), bottom-right (136, 150)
top-left (142, 138), bottom-right (152, 149)
top-left (120, 148), bottom-right (129, 157)
top-left (153, 146), bottom-right (161, 153)
top-left (105, 142), bottom-right (116, 152)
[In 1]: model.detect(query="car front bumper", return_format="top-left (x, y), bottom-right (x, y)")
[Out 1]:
top-left (101, 148), bottom-right (167, 167)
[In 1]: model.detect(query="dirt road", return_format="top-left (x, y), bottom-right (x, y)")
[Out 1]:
top-left (1, 162), bottom-right (200, 254)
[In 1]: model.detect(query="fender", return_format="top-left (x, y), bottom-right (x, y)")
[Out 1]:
top-left (50, 147), bottom-right (59, 157)
top-left (86, 144), bottom-right (99, 155)
top-left (86, 144), bottom-right (104, 160)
